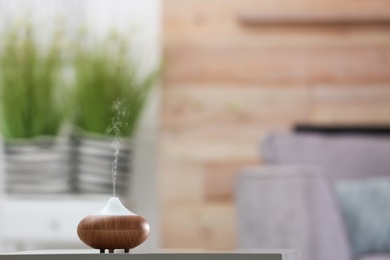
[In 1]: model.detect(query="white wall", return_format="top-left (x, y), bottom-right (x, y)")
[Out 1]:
top-left (0, 0), bottom-right (161, 251)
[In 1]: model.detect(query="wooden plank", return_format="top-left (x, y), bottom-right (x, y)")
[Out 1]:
top-left (237, 12), bottom-right (390, 26)
top-left (312, 104), bottom-right (390, 124)
top-left (160, 162), bottom-right (205, 204)
top-left (204, 160), bottom-right (260, 202)
top-left (161, 203), bottom-right (236, 249)
top-left (164, 0), bottom-right (390, 20)
top-left (164, 0), bottom-right (390, 47)
top-left (162, 85), bottom-right (310, 130)
top-left (165, 27), bottom-right (390, 49)
top-left (310, 85), bottom-right (390, 124)
top-left (165, 46), bottom-right (390, 85)
top-left (160, 137), bottom-right (259, 165)
top-left (161, 124), bottom-right (291, 145)
top-left (236, 0), bottom-right (390, 13)
top-left (313, 85), bottom-right (390, 103)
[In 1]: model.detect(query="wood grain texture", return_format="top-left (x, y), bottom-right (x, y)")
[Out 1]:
top-left (160, 137), bottom-right (259, 164)
top-left (160, 162), bottom-right (205, 204)
top-left (164, 0), bottom-right (390, 14)
top-left (162, 0), bottom-right (390, 250)
top-left (309, 85), bottom-right (390, 124)
top-left (237, 12), bottom-right (390, 26)
top-left (77, 215), bottom-right (150, 251)
top-left (164, 0), bottom-right (390, 47)
top-left (165, 46), bottom-right (390, 85)
top-left (162, 85), bottom-right (310, 130)
top-left (204, 160), bottom-right (260, 201)
top-left (162, 203), bottom-right (236, 249)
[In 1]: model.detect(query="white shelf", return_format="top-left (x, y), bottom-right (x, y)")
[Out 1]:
top-left (1, 197), bottom-right (119, 252)
top-left (1, 249), bottom-right (301, 260)
top-left (0, 189), bottom-right (154, 252)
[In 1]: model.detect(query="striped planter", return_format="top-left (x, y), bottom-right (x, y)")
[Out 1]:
top-left (4, 136), bottom-right (71, 195)
top-left (72, 132), bottom-right (132, 196)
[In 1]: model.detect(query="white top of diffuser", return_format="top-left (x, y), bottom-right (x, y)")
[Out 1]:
top-left (93, 197), bottom-right (136, 216)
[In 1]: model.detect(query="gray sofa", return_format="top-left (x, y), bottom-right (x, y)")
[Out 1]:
top-left (236, 132), bottom-right (390, 260)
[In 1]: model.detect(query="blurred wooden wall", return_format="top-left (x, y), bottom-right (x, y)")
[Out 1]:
top-left (161, 0), bottom-right (390, 249)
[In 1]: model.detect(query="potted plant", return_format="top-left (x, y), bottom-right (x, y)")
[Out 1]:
top-left (71, 31), bottom-right (158, 196)
top-left (0, 22), bottom-right (69, 194)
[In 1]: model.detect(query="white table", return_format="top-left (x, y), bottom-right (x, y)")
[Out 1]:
top-left (0, 249), bottom-right (300, 260)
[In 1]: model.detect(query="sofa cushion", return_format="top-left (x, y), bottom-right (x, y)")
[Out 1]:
top-left (336, 178), bottom-right (390, 258)
top-left (360, 255), bottom-right (390, 260)
top-left (261, 133), bottom-right (390, 180)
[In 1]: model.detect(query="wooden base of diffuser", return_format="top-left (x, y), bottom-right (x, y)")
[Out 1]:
top-left (77, 215), bottom-right (150, 253)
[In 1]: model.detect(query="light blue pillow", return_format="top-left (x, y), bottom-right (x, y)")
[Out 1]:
top-left (336, 178), bottom-right (390, 258)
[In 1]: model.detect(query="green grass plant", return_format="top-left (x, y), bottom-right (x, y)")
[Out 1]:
top-left (0, 22), bottom-right (65, 140)
top-left (72, 32), bottom-right (158, 137)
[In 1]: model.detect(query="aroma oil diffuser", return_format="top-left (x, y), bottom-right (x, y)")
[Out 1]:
top-left (77, 197), bottom-right (150, 253)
